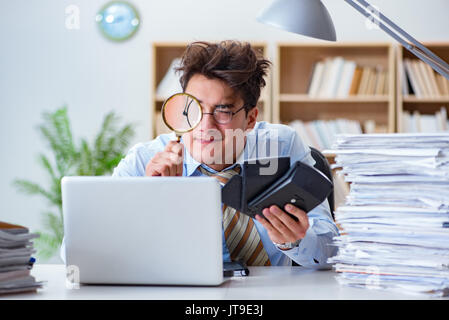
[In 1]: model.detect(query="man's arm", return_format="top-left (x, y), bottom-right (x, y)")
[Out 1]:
top-left (255, 125), bottom-right (339, 268)
top-left (281, 200), bottom-right (338, 269)
top-left (112, 134), bottom-right (174, 177)
top-left (256, 199), bottom-right (338, 269)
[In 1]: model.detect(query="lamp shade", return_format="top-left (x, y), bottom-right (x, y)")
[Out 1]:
top-left (257, 0), bottom-right (337, 41)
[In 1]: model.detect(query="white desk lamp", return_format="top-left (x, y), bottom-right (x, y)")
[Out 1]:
top-left (257, 0), bottom-right (449, 80)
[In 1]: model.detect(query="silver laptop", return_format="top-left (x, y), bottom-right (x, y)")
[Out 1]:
top-left (61, 176), bottom-right (224, 286)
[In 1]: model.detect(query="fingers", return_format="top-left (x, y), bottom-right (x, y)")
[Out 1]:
top-left (255, 212), bottom-right (284, 244)
top-left (155, 153), bottom-right (182, 176)
top-left (164, 142), bottom-right (184, 175)
top-left (160, 152), bottom-right (183, 176)
top-left (165, 141), bottom-right (183, 157)
top-left (256, 204), bottom-right (309, 243)
top-left (145, 141), bottom-right (184, 176)
top-left (284, 204), bottom-right (309, 231)
top-left (264, 207), bottom-right (297, 242)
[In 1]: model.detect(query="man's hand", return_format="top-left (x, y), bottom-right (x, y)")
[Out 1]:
top-left (145, 141), bottom-right (183, 176)
top-left (255, 204), bottom-right (309, 247)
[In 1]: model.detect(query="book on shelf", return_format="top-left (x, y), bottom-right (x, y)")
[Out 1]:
top-left (336, 60), bottom-right (357, 98)
top-left (365, 67), bottom-right (377, 95)
top-left (402, 106), bottom-right (448, 132)
top-left (156, 57), bottom-right (183, 99)
top-left (324, 56), bottom-right (345, 98)
top-left (424, 63), bottom-right (440, 97)
top-left (349, 67), bottom-right (363, 95)
top-left (289, 119), bottom-right (363, 151)
top-left (437, 74), bottom-right (449, 95)
top-left (0, 221), bottom-right (43, 295)
top-left (307, 57), bottom-right (388, 98)
top-left (403, 59), bottom-right (421, 97)
top-left (357, 66), bottom-right (370, 95)
top-left (402, 58), bottom-right (449, 98)
top-left (401, 62), bottom-right (410, 95)
top-left (416, 60), bottom-right (432, 97)
top-left (308, 61), bottom-right (325, 97)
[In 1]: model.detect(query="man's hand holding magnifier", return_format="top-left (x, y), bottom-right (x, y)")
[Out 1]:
top-left (145, 141), bottom-right (183, 176)
top-left (145, 93), bottom-right (202, 177)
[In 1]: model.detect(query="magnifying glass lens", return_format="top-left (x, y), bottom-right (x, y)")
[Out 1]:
top-left (162, 93), bottom-right (202, 136)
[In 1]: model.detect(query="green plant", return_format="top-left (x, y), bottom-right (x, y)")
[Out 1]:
top-left (12, 106), bottom-right (135, 260)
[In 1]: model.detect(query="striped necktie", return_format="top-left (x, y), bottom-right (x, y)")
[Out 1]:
top-left (199, 165), bottom-right (271, 266)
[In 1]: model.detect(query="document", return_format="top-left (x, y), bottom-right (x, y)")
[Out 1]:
top-left (326, 133), bottom-right (449, 297)
top-left (0, 222), bottom-right (43, 295)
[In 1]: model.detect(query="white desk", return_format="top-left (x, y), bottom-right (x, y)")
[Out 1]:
top-left (4, 264), bottom-right (444, 300)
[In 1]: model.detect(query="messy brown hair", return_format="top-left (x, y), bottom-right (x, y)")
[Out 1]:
top-left (175, 40), bottom-right (271, 114)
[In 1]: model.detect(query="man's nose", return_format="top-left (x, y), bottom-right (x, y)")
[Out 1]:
top-left (199, 112), bottom-right (217, 130)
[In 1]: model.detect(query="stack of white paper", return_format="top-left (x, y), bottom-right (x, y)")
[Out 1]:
top-left (325, 133), bottom-right (449, 297)
top-left (0, 222), bottom-right (43, 295)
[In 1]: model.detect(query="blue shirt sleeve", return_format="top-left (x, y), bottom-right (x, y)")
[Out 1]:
top-left (112, 134), bottom-right (172, 177)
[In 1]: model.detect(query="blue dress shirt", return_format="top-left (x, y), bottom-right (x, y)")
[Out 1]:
top-left (112, 121), bottom-right (339, 268)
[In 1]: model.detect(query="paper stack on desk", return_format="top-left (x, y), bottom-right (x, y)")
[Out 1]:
top-left (324, 133), bottom-right (449, 297)
top-left (0, 221), bottom-right (43, 295)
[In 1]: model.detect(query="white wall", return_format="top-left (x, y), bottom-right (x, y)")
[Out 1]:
top-left (1, 0), bottom-right (448, 262)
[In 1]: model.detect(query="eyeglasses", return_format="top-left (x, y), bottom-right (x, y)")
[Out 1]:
top-left (202, 106), bottom-right (246, 124)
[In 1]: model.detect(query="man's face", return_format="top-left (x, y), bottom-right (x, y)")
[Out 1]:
top-left (182, 74), bottom-right (258, 171)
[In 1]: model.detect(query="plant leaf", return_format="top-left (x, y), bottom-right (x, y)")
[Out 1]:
top-left (34, 231), bottom-right (61, 261)
top-left (12, 179), bottom-right (60, 207)
top-left (12, 106), bottom-right (135, 260)
top-left (42, 211), bottom-right (64, 242)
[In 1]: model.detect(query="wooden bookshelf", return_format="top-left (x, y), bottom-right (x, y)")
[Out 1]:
top-left (273, 42), bottom-right (396, 134)
top-left (151, 42), bottom-right (271, 139)
top-left (396, 42), bottom-right (449, 132)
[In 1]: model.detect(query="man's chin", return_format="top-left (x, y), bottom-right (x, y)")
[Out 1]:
top-left (187, 140), bottom-right (237, 167)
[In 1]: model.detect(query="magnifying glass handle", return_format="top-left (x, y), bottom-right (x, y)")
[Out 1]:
top-left (176, 134), bottom-right (181, 142)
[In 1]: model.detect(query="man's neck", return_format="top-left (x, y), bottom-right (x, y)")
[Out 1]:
top-left (200, 135), bottom-right (247, 172)
top-left (205, 163), bottom-right (234, 172)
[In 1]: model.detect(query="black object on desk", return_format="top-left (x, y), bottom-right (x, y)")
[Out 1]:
top-left (222, 157), bottom-right (333, 221)
top-left (223, 261), bottom-right (250, 277)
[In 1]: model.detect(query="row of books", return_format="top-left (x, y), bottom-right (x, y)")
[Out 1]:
top-left (289, 119), bottom-right (366, 151)
top-left (401, 106), bottom-right (449, 133)
top-left (308, 57), bottom-right (389, 98)
top-left (402, 58), bottom-right (449, 97)
top-left (0, 221), bottom-right (42, 295)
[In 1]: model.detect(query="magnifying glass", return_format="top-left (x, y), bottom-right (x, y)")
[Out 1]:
top-left (161, 93), bottom-right (203, 142)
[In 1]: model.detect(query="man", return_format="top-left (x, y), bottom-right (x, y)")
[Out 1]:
top-left (113, 41), bottom-right (338, 268)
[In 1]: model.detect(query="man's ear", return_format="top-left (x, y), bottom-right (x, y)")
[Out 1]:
top-left (245, 106), bottom-right (258, 130)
